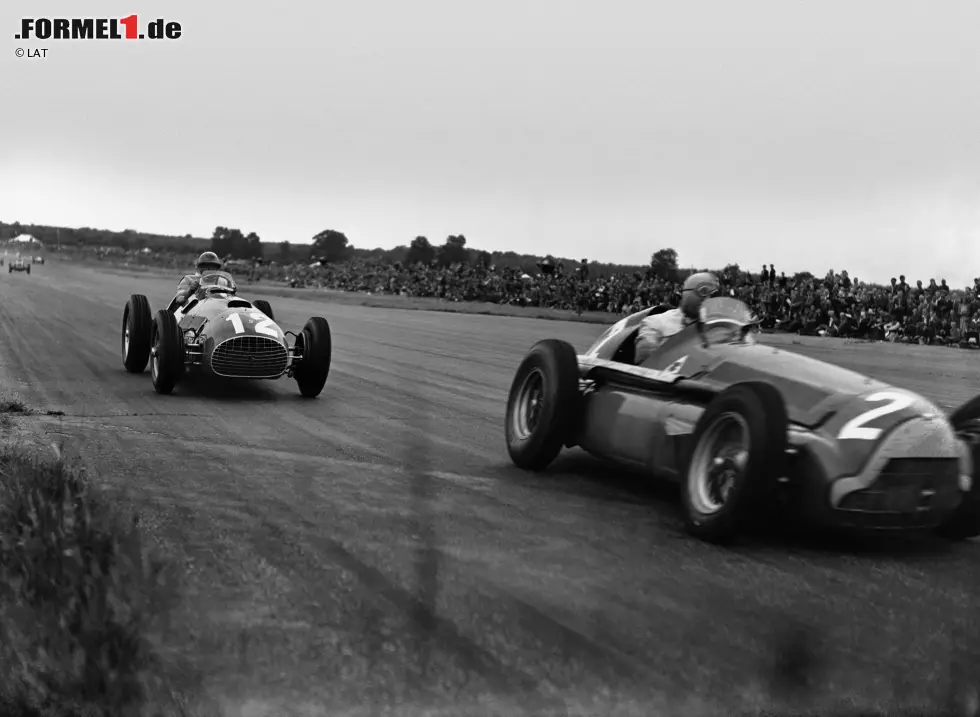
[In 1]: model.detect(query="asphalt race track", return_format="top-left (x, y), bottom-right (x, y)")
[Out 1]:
top-left (2, 261), bottom-right (980, 715)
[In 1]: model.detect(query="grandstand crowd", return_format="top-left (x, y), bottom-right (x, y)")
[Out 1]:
top-left (70, 245), bottom-right (980, 347)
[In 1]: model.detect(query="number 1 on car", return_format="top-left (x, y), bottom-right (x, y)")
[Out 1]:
top-left (225, 311), bottom-right (278, 337)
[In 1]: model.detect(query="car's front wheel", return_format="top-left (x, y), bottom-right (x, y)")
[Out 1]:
top-left (122, 294), bottom-right (153, 373)
top-left (681, 382), bottom-right (788, 543)
top-left (293, 317), bottom-right (331, 398)
top-left (253, 299), bottom-right (274, 321)
top-left (150, 310), bottom-right (185, 395)
top-left (504, 339), bottom-right (581, 471)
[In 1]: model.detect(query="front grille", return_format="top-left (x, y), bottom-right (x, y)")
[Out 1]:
top-left (210, 335), bottom-right (288, 378)
top-left (837, 458), bottom-right (962, 529)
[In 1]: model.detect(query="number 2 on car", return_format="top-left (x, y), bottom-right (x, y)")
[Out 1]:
top-left (225, 311), bottom-right (278, 337)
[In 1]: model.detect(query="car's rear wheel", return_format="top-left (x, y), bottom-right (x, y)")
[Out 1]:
top-left (122, 294), bottom-right (153, 373)
top-left (505, 339), bottom-right (581, 471)
top-left (252, 299), bottom-right (274, 321)
top-left (293, 317), bottom-right (331, 398)
top-left (25, 265), bottom-right (30, 274)
top-left (937, 397), bottom-right (980, 540)
top-left (681, 382), bottom-right (788, 543)
top-left (150, 310), bottom-right (185, 395)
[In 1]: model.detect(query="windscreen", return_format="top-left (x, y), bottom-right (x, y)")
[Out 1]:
top-left (200, 271), bottom-right (236, 290)
top-left (699, 297), bottom-right (756, 325)
top-left (699, 297), bottom-right (758, 345)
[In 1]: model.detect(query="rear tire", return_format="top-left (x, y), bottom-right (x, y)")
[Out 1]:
top-left (150, 310), bottom-right (185, 395)
top-left (25, 265), bottom-right (30, 274)
top-left (122, 294), bottom-right (153, 373)
top-left (505, 339), bottom-right (581, 471)
top-left (937, 397), bottom-right (980, 540)
top-left (294, 317), bottom-right (331, 398)
top-left (252, 299), bottom-right (274, 322)
top-left (681, 382), bottom-right (788, 543)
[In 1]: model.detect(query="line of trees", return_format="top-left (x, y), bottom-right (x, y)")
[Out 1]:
top-left (2, 218), bottom-right (769, 281)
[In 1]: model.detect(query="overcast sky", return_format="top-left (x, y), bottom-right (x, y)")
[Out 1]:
top-left (2, 0), bottom-right (978, 284)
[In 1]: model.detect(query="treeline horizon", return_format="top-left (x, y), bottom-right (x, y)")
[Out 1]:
top-left (0, 219), bottom-right (673, 278)
top-left (2, 219), bottom-right (844, 287)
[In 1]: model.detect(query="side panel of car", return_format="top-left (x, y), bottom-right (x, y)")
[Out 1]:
top-left (576, 383), bottom-right (706, 480)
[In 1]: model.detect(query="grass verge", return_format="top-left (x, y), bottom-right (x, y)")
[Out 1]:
top-left (0, 396), bottom-right (196, 717)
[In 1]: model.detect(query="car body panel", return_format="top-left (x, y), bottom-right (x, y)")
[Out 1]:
top-left (567, 298), bottom-right (968, 531)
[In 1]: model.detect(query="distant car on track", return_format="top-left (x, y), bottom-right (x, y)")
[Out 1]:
top-left (8, 258), bottom-right (30, 274)
top-left (32, 255), bottom-right (44, 265)
top-left (505, 297), bottom-right (980, 543)
top-left (120, 270), bottom-right (332, 397)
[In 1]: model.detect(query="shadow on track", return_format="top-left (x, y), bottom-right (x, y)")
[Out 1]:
top-left (128, 373), bottom-right (288, 404)
top-left (495, 450), bottom-right (963, 560)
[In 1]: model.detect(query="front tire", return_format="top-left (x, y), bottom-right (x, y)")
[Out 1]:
top-left (504, 339), bottom-right (580, 471)
top-left (681, 382), bottom-right (788, 543)
top-left (122, 294), bottom-right (153, 373)
top-left (150, 310), bottom-right (185, 395)
top-left (937, 397), bottom-right (980, 540)
top-left (293, 317), bottom-right (331, 398)
top-left (252, 299), bottom-right (274, 321)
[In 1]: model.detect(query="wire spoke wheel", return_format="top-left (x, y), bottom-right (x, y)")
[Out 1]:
top-left (150, 332), bottom-right (160, 381)
top-left (511, 368), bottom-right (546, 441)
top-left (688, 412), bottom-right (749, 515)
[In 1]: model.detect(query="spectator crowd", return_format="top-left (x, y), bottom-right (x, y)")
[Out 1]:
top-left (72, 245), bottom-right (980, 347)
top-left (263, 259), bottom-right (980, 347)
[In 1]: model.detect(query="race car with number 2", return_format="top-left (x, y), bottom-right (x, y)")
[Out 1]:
top-left (120, 270), bottom-right (333, 397)
top-left (505, 297), bottom-right (980, 543)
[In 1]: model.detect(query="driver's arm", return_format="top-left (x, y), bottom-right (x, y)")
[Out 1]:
top-left (634, 317), bottom-right (665, 364)
top-left (174, 275), bottom-right (199, 305)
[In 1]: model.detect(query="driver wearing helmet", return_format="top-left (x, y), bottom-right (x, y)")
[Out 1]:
top-left (634, 271), bottom-right (720, 364)
top-left (173, 251), bottom-right (225, 308)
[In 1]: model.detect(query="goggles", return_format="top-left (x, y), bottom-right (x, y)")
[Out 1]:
top-left (684, 283), bottom-right (719, 299)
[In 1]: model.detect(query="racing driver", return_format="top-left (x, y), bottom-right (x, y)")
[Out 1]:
top-left (634, 271), bottom-right (720, 364)
top-left (173, 251), bottom-right (225, 308)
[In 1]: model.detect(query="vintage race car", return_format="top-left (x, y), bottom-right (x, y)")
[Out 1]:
top-left (8, 258), bottom-right (30, 273)
top-left (32, 256), bottom-right (44, 265)
top-left (505, 297), bottom-right (980, 543)
top-left (120, 271), bottom-right (332, 397)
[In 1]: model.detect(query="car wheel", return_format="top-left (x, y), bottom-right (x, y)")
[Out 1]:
top-left (937, 397), bottom-right (980, 540)
top-left (681, 382), bottom-right (788, 543)
top-left (122, 294), bottom-right (153, 373)
top-left (26, 266), bottom-right (30, 274)
top-left (252, 299), bottom-right (274, 322)
top-left (150, 310), bottom-right (185, 395)
top-left (294, 317), bottom-right (331, 398)
top-left (505, 339), bottom-right (581, 471)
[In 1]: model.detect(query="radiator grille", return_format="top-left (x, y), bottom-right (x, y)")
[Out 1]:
top-left (210, 335), bottom-right (288, 378)
top-left (837, 458), bottom-right (961, 529)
